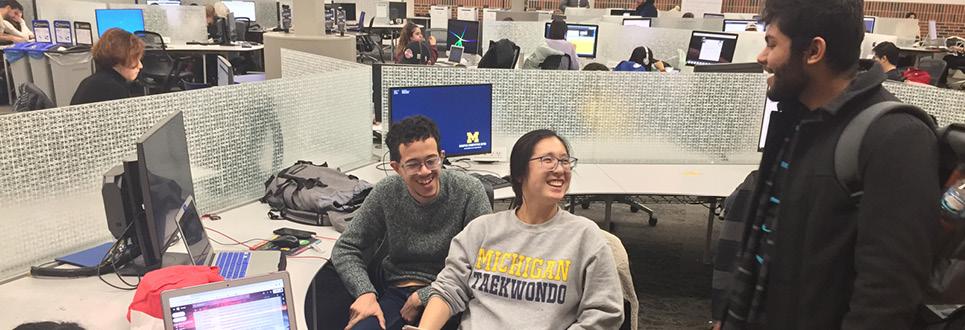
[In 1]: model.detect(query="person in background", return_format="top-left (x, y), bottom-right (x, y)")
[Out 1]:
top-left (682, 12), bottom-right (695, 18)
top-left (633, 0), bottom-right (658, 18)
top-left (2, 0), bottom-right (30, 41)
top-left (331, 116), bottom-right (491, 330)
top-left (394, 22), bottom-right (438, 65)
top-left (905, 12), bottom-right (917, 19)
top-left (71, 28), bottom-right (144, 105)
top-left (720, 0), bottom-right (939, 328)
top-left (583, 62), bottom-right (610, 71)
top-left (872, 41), bottom-right (903, 81)
top-left (557, 0), bottom-right (589, 14)
top-left (418, 129), bottom-right (624, 330)
top-left (544, 19), bottom-right (580, 70)
top-left (615, 46), bottom-right (668, 72)
top-left (0, 0), bottom-right (26, 43)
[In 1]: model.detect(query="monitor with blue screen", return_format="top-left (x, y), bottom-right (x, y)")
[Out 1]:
top-left (863, 16), bottom-right (875, 33)
top-left (96, 9), bottom-right (145, 36)
top-left (447, 19), bottom-right (480, 55)
top-left (389, 84), bottom-right (493, 158)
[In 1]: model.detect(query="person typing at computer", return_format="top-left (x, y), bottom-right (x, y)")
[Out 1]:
top-left (1, 0), bottom-right (30, 41)
top-left (394, 23), bottom-right (438, 65)
top-left (70, 28), bottom-right (144, 105)
top-left (615, 46), bottom-right (669, 72)
top-left (418, 129), bottom-right (624, 330)
top-left (331, 116), bottom-right (492, 330)
top-left (544, 19), bottom-right (580, 70)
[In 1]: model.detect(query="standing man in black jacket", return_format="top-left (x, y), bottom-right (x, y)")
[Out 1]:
top-left (720, 0), bottom-right (940, 329)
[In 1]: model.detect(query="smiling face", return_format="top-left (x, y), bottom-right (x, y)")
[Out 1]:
top-left (391, 137), bottom-right (442, 204)
top-left (758, 22), bottom-right (808, 103)
top-left (520, 137), bottom-right (572, 206)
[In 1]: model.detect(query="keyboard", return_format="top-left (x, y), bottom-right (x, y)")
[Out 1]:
top-left (215, 251), bottom-right (250, 280)
top-left (470, 173), bottom-right (511, 189)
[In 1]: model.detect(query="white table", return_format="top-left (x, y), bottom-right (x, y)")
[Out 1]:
top-left (0, 202), bottom-right (335, 330)
top-left (165, 43), bottom-right (266, 84)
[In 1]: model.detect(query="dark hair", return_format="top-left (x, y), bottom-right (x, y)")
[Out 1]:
top-left (385, 115), bottom-right (442, 162)
top-left (92, 28), bottom-right (145, 70)
top-left (14, 322), bottom-right (85, 330)
top-left (629, 46), bottom-right (654, 67)
top-left (582, 62), bottom-right (610, 71)
top-left (509, 129), bottom-right (571, 205)
top-left (396, 22), bottom-right (422, 59)
top-left (872, 41), bottom-right (899, 64)
top-left (905, 12), bottom-right (916, 19)
top-left (1, 0), bottom-right (23, 11)
top-left (682, 12), bottom-right (694, 18)
top-left (762, 0), bottom-right (864, 73)
top-left (548, 19), bottom-right (567, 40)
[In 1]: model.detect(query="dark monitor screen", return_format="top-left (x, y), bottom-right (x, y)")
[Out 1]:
top-left (95, 9), bottom-right (145, 37)
top-left (389, 84), bottom-right (493, 157)
top-left (136, 112), bottom-right (211, 267)
top-left (610, 9), bottom-right (634, 16)
top-left (723, 19), bottom-right (764, 32)
top-left (447, 19), bottom-right (480, 54)
top-left (703, 13), bottom-right (724, 18)
top-left (864, 16), bottom-right (875, 33)
top-left (335, 3), bottom-right (357, 21)
top-left (623, 18), bottom-right (651, 28)
top-left (544, 22), bottom-right (600, 58)
top-left (389, 2), bottom-right (407, 20)
top-left (685, 31), bottom-right (738, 66)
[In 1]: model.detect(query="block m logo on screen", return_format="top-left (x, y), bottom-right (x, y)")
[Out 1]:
top-left (466, 131), bottom-right (480, 144)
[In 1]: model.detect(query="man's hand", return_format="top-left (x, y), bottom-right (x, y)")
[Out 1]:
top-left (400, 290), bottom-right (423, 323)
top-left (346, 292), bottom-right (385, 330)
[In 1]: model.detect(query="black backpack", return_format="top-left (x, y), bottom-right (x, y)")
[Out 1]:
top-left (834, 101), bottom-right (965, 321)
top-left (14, 82), bottom-right (54, 112)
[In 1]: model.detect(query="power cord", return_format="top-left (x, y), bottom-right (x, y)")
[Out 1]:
top-left (97, 222), bottom-right (141, 290)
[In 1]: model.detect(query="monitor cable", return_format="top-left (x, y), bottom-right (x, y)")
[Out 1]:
top-left (29, 221), bottom-right (138, 282)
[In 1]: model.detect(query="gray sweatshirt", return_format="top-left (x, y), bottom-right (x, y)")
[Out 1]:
top-left (331, 170), bottom-right (492, 304)
top-left (430, 208), bottom-right (624, 329)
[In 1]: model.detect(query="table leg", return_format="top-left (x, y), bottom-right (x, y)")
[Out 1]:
top-left (202, 54), bottom-right (208, 84)
top-left (604, 196), bottom-right (614, 231)
top-left (703, 198), bottom-right (718, 265)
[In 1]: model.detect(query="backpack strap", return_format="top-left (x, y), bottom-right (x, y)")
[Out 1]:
top-left (835, 101), bottom-right (936, 201)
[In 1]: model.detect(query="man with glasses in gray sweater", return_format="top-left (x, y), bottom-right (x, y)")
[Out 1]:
top-left (332, 116), bottom-right (492, 330)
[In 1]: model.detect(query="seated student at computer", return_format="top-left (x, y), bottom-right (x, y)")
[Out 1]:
top-left (544, 19), bottom-right (580, 70)
top-left (1, 0), bottom-right (30, 41)
top-left (70, 28), bottom-right (144, 105)
top-left (394, 23), bottom-right (438, 65)
top-left (615, 46), bottom-right (668, 72)
top-left (872, 41), bottom-right (903, 81)
top-left (418, 129), bottom-right (624, 330)
top-left (0, 0), bottom-right (26, 43)
top-left (331, 116), bottom-right (491, 330)
top-left (633, 0), bottom-right (658, 18)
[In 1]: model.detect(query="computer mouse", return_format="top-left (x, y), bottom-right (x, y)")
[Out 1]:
top-left (271, 235), bottom-right (301, 249)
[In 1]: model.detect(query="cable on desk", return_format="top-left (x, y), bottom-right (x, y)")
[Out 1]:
top-left (288, 256), bottom-right (329, 261)
top-left (210, 237), bottom-right (270, 247)
top-left (97, 222), bottom-right (140, 291)
top-left (204, 226), bottom-right (259, 250)
top-left (376, 150), bottom-right (391, 175)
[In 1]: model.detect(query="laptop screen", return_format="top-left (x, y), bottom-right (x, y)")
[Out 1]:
top-left (167, 278), bottom-right (291, 329)
top-left (448, 46), bottom-right (464, 63)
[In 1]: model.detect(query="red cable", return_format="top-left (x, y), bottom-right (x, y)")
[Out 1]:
top-left (289, 256), bottom-right (329, 261)
top-left (204, 226), bottom-right (257, 250)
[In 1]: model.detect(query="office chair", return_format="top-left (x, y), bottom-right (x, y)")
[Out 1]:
top-left (918, 57), bottom-right (948, 86)
top-left (539, 54), bottom-right (571, 70)
top-left (134, 31), bottom-right (194, 93)
top-left (427, 28), bottom-right (447, 54)
top-left (479, 39), bottom-right (520, 69)
top-left (234, 17), bottom-right (251, 42)
top-left (347, 11), bottom-right (365, 32)
top-left (355, 16), bottom-right (385, 63)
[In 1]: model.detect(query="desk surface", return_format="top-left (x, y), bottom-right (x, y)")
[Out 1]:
top-left (898, 46), bottom-right (949, 54)
top-left (165, 43), bottom-right (265, 52)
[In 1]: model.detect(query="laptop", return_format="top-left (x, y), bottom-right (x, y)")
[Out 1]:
top-left (161, 271), bottom-right (296, 330)
top-left (438, 45), bottom-right (464, 66)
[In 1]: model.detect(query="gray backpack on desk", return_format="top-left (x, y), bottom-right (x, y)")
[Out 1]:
top-left (261, 160), bottom-right (373, 231)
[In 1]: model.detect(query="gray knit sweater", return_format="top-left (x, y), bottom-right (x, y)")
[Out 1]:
top-left (331, 169), bottom-right (492, 304)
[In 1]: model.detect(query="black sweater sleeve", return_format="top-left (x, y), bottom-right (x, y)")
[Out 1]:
top-left (842, 113), bottom-right (941, 329)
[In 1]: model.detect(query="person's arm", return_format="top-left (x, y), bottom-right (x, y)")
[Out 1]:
top-left (566, 243), bottom-right (625, 330)
top-left (418, 222), bottom-right (481, 329)
top-left (0, 32), bottom-right (25, 43)
top-left (19, 18), bottom-right (33, 39)
top-left (331, 185), bottom-right (388, 299)
top-left (841, 113), bottom-right (940, 329)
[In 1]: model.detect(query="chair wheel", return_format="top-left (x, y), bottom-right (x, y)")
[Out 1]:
top-left (581, 202), bottom-right (590, 209)
top-left (630, 206), bottom-right (639, 213)
top-left (649, 217), bottom-right (658, 226)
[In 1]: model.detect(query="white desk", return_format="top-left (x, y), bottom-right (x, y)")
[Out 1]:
top-left (165, 43), bottom-right (265, 53)
top-left (0, 202), bottom-right (336, 330)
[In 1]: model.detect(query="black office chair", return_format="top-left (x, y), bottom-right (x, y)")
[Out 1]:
top-left (539, 54), bottom-right (571, 70)
top-left (348, 11), bottom-right (366, 32)
top-left (134, 31), bottom-right (194, 93)
top-left (234, 17), bottom-right (251, 42)
top-left (918, 57), bottom-right (948, 86)
top-left (479, 39), bottom-right (520, 69)
top-left (356, 16), bottom-right (387, 63)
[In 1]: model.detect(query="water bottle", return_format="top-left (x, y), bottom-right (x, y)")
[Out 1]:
top-left (337, 8), bottom-right (346, 36)
top-left (941, 179), bottom-right (965, 222)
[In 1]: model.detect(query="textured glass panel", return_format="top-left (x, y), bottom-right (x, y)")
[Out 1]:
top-left (380, 66), bottom-right (766, 165)
top-left (884, 82), bottom-right (965, 126)
top-left (107, 4), bottom-right (207, 43)
top-left (186, 0), bottom-right (284, 29)
top-left (0, 54), bottom-right (372, 281)
top-left (281, 48), bottom-right (366, 77)
top-left (481, 21), bottom-right (548, 59)
top-left (598, 25), bottom-right (693, 67)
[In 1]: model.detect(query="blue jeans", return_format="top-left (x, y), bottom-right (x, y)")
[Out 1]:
top-left (353, 286), bottom-right (420, 330)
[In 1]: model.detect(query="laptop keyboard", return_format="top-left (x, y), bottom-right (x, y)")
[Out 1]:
top-left (215, 251), bottom-right (250, 280)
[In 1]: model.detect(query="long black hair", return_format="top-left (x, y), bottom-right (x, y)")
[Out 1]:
top-left (509, 129), bottom-right (571, 206)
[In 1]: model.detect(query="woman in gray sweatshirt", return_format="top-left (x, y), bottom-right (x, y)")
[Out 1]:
top-left (418, 130), bottom-right (624, 330)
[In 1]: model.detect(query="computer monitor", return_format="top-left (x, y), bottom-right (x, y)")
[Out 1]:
top-left (685, 31), bottom-right (738, 66)
top-left (389, 1), bottom-right (407, 21)
top-left (74, 22), bottom-right (93, 46)
top-left (723, 19), bottom-right (764, 32)
top-left (447, 19), bottom-right (480, 55)
top-left (388, 84), bottom-right (493, 158)
top-left (623, 18), bottom-right (651, 28)
top-left (864, 16), bottom-right (875, 33)
top-left (759, 97), bottom-right (778, 151)
top-left (544, 22), bottom-right (600, 58)
top-left (610, 9), bottom-right (634, 16)
top-left (147, 0), bottom-right (181, 5)
top-left (95, 9), bottom-right (145, 37)
top-left (693, 62), bottom-right (763, 73)
top-left (335, 3), bottom-right (357, 21)
top-left (703, 13), bottom-right (724, 18)
top-left (223, 1), bottom-right (257, 21)
top-left (135, 111), bottom-right (212, 270)
top-left (217, 55), bottom-right (234, 86)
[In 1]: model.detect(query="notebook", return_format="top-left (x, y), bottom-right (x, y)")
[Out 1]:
top-left (161, 271), bottom-right (296, 330)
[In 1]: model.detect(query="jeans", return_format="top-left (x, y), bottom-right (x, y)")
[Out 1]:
top-left (353, 286), bottom-right (420, 330)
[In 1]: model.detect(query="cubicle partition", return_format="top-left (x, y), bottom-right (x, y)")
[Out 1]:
top-left (184, 0), bottom-right (288, 29)
top-left (885, 82), bottom-right (965, 126)
top-left (107, 4), bottom-right (207, 43)
top-left (0, 50), bottom-right (373, 281)
top-left (379, 65), bottom-right (768, 165)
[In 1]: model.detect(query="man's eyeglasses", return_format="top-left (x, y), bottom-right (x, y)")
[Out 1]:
top-left (530, 155), bottom-right (578, 170)
top-left (401, 156), bottom-right (442, 172)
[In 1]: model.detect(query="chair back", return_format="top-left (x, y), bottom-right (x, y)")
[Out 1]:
top-left (918, 57), bottom-right (948, 86)
top-left (133, 30), bottom-right (165, 49)
top-left (540, 54), bottom-right (571, 70)
top-left (357, 11), bottom-right (366, 29)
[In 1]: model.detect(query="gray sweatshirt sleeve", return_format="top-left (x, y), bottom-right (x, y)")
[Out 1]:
top-left (330, 184), bottom-right (387, 299)
top-left (429, 222), bottom-right (481, 316)
top-left (463, 179), bottom-right (493, 225)
top-left (567, 243), bottom-right (625, 330)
